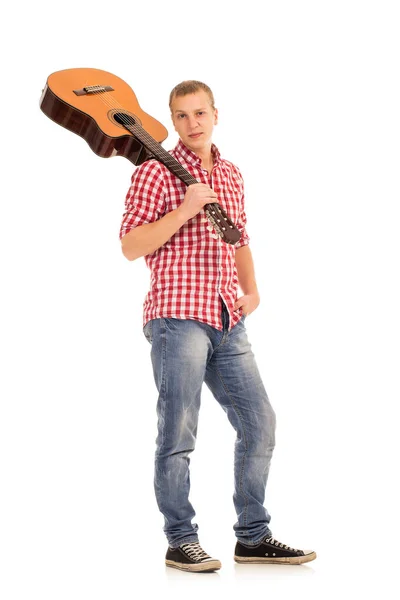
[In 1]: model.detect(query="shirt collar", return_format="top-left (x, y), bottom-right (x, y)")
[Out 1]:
top-left (174, 139), bottom-right (221, 169)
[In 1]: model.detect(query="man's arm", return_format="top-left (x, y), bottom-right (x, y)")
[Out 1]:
top-left (234, 245), bottom-right (260, 316)
top-left (121, 208), bottom-right (188, 261)
top-left (121, 183), bottom-right (218, 261)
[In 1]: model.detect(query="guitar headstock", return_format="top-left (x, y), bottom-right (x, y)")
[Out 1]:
top-left (204, 203), bottom-right (241, 245)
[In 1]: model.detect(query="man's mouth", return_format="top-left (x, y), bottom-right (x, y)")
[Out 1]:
top-left (189, 133), bottom-right (202, 138)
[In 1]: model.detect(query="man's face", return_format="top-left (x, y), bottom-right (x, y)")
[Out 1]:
top-left (170, 90), bottom-right (218, 154)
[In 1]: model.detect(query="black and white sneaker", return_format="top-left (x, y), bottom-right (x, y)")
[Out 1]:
top-left (165, 541), bottom-right (222, 572)
top-left (234, 536), bottom-right (316, 565)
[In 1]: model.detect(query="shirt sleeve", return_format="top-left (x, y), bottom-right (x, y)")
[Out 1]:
top-left (234, 207), bottom-right (250, 249)
top-left (233, 168), bottom-right (250, 250)
top-left (119, 160), bottom-right (166, 240)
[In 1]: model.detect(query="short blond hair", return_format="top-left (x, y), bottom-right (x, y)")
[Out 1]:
top-left (169, 80), bottom-right (216, 111)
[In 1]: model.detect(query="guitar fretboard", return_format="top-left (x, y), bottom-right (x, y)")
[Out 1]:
top-left (124, 121), bottom-right (197, 186)
top-left (119, 115), bottom-right (241, 244)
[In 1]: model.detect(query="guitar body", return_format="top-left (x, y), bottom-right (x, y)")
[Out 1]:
top-left (40, 68), bottom-right (241, 244)
top-left (40, 68), bottom-right (168, 165)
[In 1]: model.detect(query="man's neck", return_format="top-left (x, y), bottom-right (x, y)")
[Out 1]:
top-left (179, 139), bottom-right (214, 174)
top-left (201, 157), bottom-right (213, 174)
top-left (196, 147), bottom-right (213, 174)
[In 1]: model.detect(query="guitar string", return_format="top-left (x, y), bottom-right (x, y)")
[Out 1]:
top-left (85, 88), bottom-right (233, 233)
top-left (93, 90), bottom-right (180, 162)
top-left (88, 88), bottom-right (203, 187)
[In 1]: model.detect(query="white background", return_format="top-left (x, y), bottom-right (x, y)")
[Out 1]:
top-left (1, 1), bottom-right (399, 598)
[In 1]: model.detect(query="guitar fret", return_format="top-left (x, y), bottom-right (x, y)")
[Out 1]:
top-left (127, 123), bottom-right (199, 185)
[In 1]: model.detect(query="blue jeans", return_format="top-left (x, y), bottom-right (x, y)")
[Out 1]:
top-left (143, 303), bottom-right (276, 548)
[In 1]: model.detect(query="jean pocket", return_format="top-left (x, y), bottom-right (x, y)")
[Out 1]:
top-left (143, 320), bottom-right (153, 344)
top-left (161, 317), bottom-right (182, 332)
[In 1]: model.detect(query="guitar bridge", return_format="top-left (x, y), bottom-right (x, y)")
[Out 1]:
top-left (73, 85), bottom-right (114, 96)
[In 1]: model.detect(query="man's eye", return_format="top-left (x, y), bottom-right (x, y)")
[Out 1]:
top-left (178, 114), bottom-right (186, 119)
top-left (197, 112), bottom-right (204, 116)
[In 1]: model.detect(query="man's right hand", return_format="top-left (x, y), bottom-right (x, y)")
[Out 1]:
top-left (178, 183), bottom-right (218, 221)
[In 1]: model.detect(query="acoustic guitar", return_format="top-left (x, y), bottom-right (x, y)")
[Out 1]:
top-left (40, 68), bottom-right (241, 245)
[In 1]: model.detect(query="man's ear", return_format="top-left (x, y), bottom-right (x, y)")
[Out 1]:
top-left (171, 113), bottom-right (177, 132)
top-left (214, 108), bottom-right (219, 125)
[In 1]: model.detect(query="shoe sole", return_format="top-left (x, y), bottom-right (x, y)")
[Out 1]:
top-left (234, 551), bottom-right (317, 565)
top-left (165, 559), bottom-right (222, 572)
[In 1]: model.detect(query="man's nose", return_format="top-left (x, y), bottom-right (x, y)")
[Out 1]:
top-left (188, 115), bottom-right (199, 129)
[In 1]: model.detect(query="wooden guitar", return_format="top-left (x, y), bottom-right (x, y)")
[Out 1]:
top-left (40, 68), bottom-right (241, 245)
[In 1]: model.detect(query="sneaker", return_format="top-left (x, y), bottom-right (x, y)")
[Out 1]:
top-left (234, 535), bottom-right (317, 565)
top-left (165, 541), bottom-right (222, 572)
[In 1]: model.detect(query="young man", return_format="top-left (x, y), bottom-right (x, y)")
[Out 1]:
top-left (119, 81), bottom-right (316, 572)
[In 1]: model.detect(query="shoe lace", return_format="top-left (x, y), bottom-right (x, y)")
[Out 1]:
top-left (181, 542), bottom-right (211, 561)
top-left (265, 537), bottom-right (299, 553)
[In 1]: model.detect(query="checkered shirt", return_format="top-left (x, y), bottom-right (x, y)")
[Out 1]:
top-left (119, 139), bottom-right (250, 331)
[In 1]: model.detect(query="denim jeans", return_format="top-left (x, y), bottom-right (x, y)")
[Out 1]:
top-left (143, 303), bottom-right (276, 548)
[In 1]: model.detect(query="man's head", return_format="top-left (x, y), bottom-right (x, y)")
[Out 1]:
top-left (169, 80), bottom-right (218, 155)
top-left (169, 80), bottom-right (216, 112)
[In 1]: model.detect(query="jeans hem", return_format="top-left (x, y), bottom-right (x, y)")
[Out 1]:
top-left (168, 535), bottom-right (200, 548)
top-left (236, 530), bottom-right (272, 546)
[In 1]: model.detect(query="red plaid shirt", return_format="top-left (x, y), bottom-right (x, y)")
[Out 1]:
top-left (119, 140), bottom-right (250, 331)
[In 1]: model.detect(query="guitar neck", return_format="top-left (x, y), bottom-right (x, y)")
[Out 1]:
top-left (40, 67), bottom-right (241, 245)
top-left (121, 118), bottom-right (241, 245)
top-left (124, 121), bottom-right (198, 186)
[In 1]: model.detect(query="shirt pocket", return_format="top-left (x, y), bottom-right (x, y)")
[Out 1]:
top-left (214, 176), bottom-right (243, 225)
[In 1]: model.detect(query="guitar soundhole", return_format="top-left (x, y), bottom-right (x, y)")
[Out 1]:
top-left (109, 109), bottom-right (142, 130)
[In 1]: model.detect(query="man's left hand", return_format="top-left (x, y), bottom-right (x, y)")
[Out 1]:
top-left (234, 292), bottom-right (260, 317)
